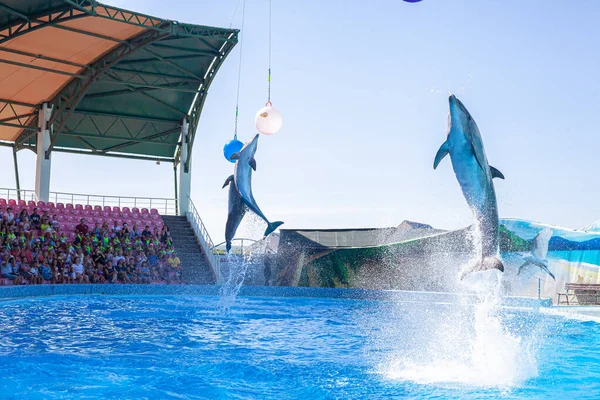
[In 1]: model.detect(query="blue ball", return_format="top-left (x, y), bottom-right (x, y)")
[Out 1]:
top-left (223, 139), bottom-right (243, 163)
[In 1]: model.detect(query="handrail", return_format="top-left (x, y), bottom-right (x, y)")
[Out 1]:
top-left (0, 187), bottom-right (177, 215)
top-left (186, 196), bottom-right (222, 284)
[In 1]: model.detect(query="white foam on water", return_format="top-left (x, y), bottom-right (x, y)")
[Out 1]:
top-left (382, 271), bottom-right (539, 388)
top-left (382, 224), bottom-right (539, 388)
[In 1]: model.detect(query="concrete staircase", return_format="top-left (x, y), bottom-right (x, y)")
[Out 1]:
top-left (162, 215), bottom-right (215, 284)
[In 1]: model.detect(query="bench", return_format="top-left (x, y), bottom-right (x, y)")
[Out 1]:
top-left (558, 283), bottom-right (600, 305)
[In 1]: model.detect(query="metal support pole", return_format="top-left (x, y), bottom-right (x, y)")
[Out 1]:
top-left (12, 146), bottom-right (20, 201)
top-left (178, 118), bottom-right (191, 216)
top-left (35, 102), bottom-right (53, 202)
top-left (173, 164), bottom-right (179, 215)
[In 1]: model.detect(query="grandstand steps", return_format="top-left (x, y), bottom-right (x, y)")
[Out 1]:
top-left (161, 215), bottom-right (215, 285)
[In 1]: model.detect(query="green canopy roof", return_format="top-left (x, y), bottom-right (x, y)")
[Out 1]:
top-left (0, 0), bottom-right (238, 163)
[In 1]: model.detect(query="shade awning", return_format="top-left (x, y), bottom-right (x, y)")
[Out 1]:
top-left (0, 0), bottom-right (238, 162)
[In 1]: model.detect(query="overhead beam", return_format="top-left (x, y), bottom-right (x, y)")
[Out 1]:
top-left (101, 127), bottom-right (180, 152)
top-left (0, 112), bottom-right (37, 123)
top-left (0, 121), bottom-right (38, 131)
top-left (84, 83), bottom-right (199, 99)
top-left (49, 23), bottom-right (126, 44)
top-left (117, 53), bottom-right (215, 65)
top-left (152, 43), bottom-right (220, 56)
top-left (21, 144), bottom-right (176, 163)
top-left (0, 47), bottom-right (90, 70)
top-left (139, 48), bottom-right (205, 81)
top-left (61, 130), bottom-right (179, 146)
top-left (70, 109), bottom-right (179, 124)
top-left (0, 98), bottom-right (38, 108)
top-left (0, 58), bottom-right (85, 78)
top-left (108, 67), bottom-right (204, 82)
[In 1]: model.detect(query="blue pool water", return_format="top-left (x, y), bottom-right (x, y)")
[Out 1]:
top-left (0, 295), bottom-right (599, 399)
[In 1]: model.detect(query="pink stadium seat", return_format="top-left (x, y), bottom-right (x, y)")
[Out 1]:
top-left (95, 217), bottom-right (103, 224)
top-left (131, 207), bottom-right (140, 214)
top-left (91, 210), bottom-right (100, 217)
top-left (0, 199), bottom-right (5, 205)
top-left (67, 216), bottom-right (74, 223)
top-left (27, 200), bottom-right (36, 207)
top-left (103, 206), bottom-right (111, 212)
top-left (112, 206), bottom-right (120, 213)
top-left (94, 205), bottom-right (102, 212)
top-left (8, 199), bottom-right (16, 206)
top-left (65, 203), bottom-right (74, 210)
top-left (56, 203), bottom-right (64, 210)
top-left (150, 208), bottom-right (159, 215)
top-left (84, 205), bottom-right (92, 211)
top-left (141, 208), bottom-right (149, 214)
top-left (46, 202), bottom-right (54, 209)
top-left (58, 215), bottom-right (66, 222)
top-left (18, 200), bottom-right (26, 207)
top-left (122, 207), bottom-right (130, 213)
top-left (83, 210), bottom-right (92, 217)
top-left (131, 213), bottom-right (140, 220)
top-left (75, 204), bottom-right (83, 211)
top-left (102, 211), bottom-right (110, 218)
top-left (73, 210), bottom-right (82, 216)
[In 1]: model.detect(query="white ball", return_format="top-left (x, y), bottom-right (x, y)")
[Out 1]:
top-left (254, 103), bottom-right (282, 135)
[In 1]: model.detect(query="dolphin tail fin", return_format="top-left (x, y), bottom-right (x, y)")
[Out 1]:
top-left (517, 261), bottom-right (530, 275)
top-left (264, 221), bottom-right (284, 237)
top-left (226, 241), bottom-right (232, 253)
top-left (460, 256), bottom-right (504, 280)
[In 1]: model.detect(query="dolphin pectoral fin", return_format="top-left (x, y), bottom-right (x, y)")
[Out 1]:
top-left (222, 174), bottom-right (234, 189)
top-left (489, 166), bottom-right (505, 180)
top-left (249, 157), bottom-right (257, 171)
top-left (264, 221), bottom-right (284, 237)
top-left (229, 152), bottom-right (240, 161)
top-left (433, 141), bottom-right (449, 169)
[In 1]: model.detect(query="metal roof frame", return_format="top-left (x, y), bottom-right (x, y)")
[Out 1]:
top-left (0, 0), bottom-right (238, 162)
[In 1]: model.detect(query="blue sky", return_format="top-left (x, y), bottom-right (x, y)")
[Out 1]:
top-left (1, 0), bottom-right (599, 243)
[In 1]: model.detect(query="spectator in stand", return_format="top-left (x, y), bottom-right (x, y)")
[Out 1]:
top-left (4, 207), bottom-right (15, 223)
top-left (142, 225), bottom-right (152, 239)
top-left (112, 221), bottom-right (121, 236)
top-left (40, 217), bottom-right (52, 233)
top-left (51, 215), bottom-right (59, 231)
top-left (167, 252), bottom-right (180, 269)
top-left (75, 218), bottom-right (89, 235)
top-left (72, 257), bottom-right (89, 284)
top-left (16, 209), bottom-right (28, 224)
top-left (105, 261), bottom-right (117, 283)
top-left (30, 208), bottom-right (41, 229)
top-left (1, 260), bottom-right (18, 282)
top-left (28, 261), bottom-right (43, 284)
top-left (160, 226), bottom-right (171, 245)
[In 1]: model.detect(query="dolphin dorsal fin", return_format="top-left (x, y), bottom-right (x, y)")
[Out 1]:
top-left (489, 166), bottom-right (505, 180)
top-left (433, 141), bottom-right (449, 169)
top-left (249, 157), bottom-right (256, 171)
top-left (229, 152), bottom-right (240, 161)
top-left (222, 174), bottom-right (234, 189)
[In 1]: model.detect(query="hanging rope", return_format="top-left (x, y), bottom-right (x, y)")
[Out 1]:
top-left (267, 0), bottom-right (272, 104)
top-left (233, 0), bottom-right (247, 140)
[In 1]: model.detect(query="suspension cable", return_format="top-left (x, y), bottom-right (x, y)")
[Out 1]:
top-left (267, 0), bottom-right (272, 104)
top-left (233, 0), bottom-right (246, 139)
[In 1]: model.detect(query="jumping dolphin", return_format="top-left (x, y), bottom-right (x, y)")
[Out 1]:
top-left (517, 227), bottom-right (555, 280)
top-left (434, 95), bottom-right (505, 278)
top-left (222, 174), bottom-right (246, 253)
top-left (230, 134), bottom-right (284, 237)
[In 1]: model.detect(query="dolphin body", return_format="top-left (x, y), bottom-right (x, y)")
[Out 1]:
top-left (230, 134), bottom-right (283, 239)
top-left (517, 227), bottom-right (555, 280)
top-left (434, 95), bottom-right (505, 278)
top-left (222, 174), bottom-right (246, 253)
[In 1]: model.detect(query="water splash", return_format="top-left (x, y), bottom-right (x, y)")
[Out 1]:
top-left (381, 227), bottom-right (539, 388)
top-left (218, 253), bottom-right (249, 314)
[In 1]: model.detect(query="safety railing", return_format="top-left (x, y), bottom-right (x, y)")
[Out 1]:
top-left (186, 196), bottom-right (222, 284)
top-left (0, 188), bottom-right (177, 215)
